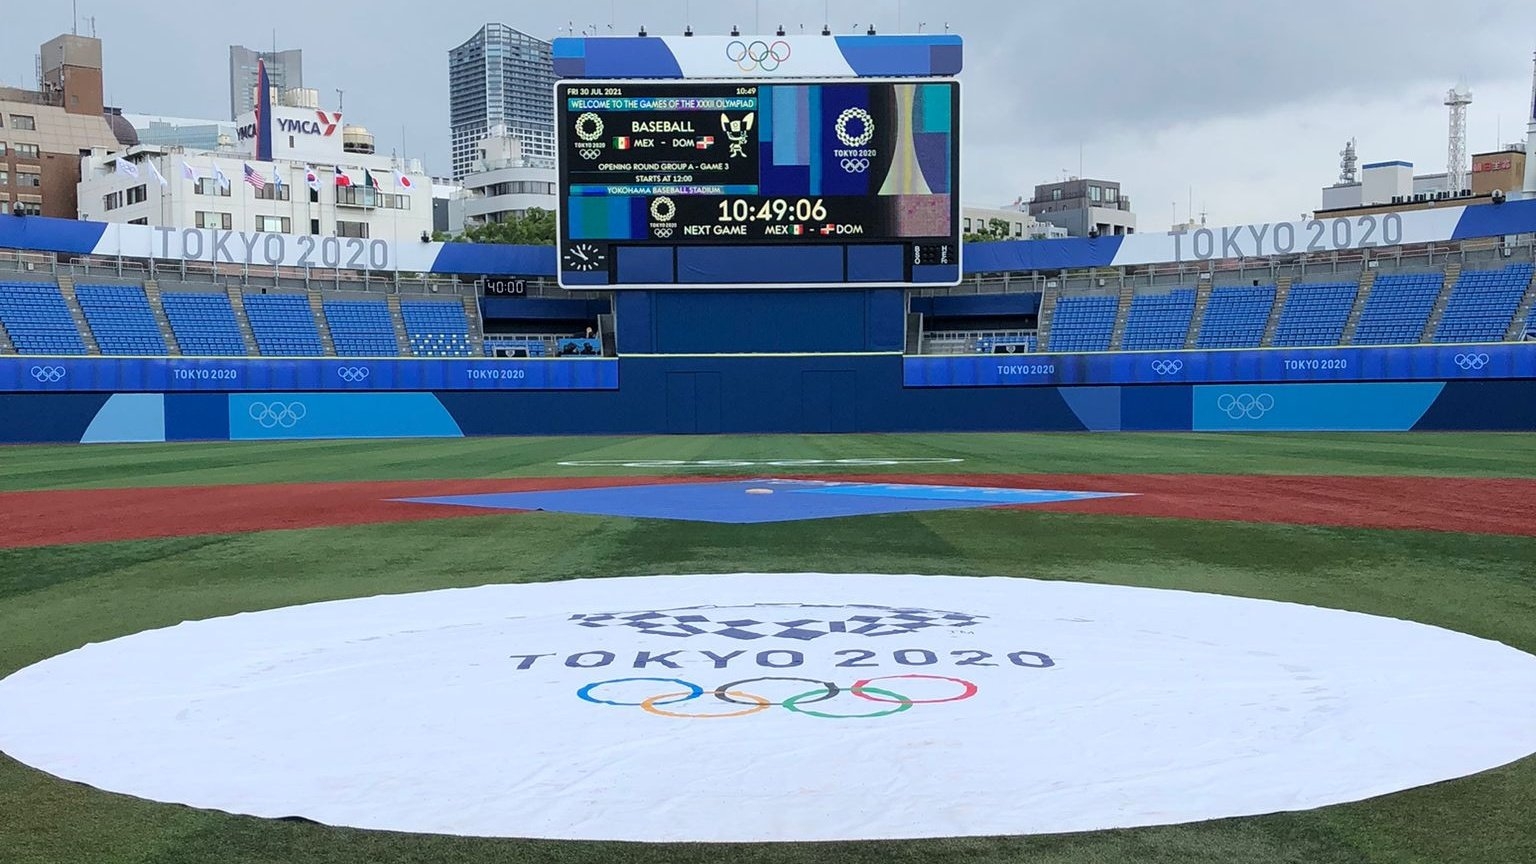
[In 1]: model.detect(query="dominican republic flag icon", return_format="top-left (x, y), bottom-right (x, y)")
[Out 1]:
top-left (334, 167), bottom-right (353, 187)
top-left (613, 137), bottom-right (631, 150)
top-left (696, 136), bottom-right (715, 149)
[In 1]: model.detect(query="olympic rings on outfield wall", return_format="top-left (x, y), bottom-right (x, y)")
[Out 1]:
top-left (556, 458), bottom-right (966, 468)
top-left (248, 401), bottom-right (308, 429)
top-left (726, 39), bottom-right (791, 72)
top-left (578, 674), bottom-right (976, 720)
top-left (336, 366), bottom-right (370, 382)
top-left (1215, 393), bottom-right (1275, 420)
top-left (1150, 359), bottom-right (1184, 376)
top-left (29, 365), bottom-right (66, 383)
top-left (840, 158), bottom-right (871, 174)
top-left (1454, 353), bottom-right (1491, 371)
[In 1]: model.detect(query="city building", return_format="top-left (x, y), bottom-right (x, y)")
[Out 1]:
top-left (229, 45), bottom-right (302, 120)
top-left (961, 202), bottom-right (1068, 240)
top-left (1315, 150), bottom-right (1526, 218)
top-left (448, 133), bottom-right (556, 233)
top-left (80, 88), bottom-right (431, 242)
top-left (1027, 177), bottom-right (1137, 237)
top-left (125, 114), bottom-right (236, 151)
top-left (448, 24), bottom-right (556, 180)
top-left (0, 33), bottom-right (129, 219)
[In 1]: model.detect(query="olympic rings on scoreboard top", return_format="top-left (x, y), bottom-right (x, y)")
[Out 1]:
top-left (578, 674), bottom-right (978, 720)
top-left (725, 39), bottom-right (792, 73)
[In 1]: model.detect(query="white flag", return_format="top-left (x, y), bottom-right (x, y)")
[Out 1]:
top-left (214, 165), bottom-right (230, 190)
top-left (146, 159), bottom-right (168, 188)
top-left (181, 161), bottom-right (198, 182)
top-left (115, 158), bottom-right (139, 179)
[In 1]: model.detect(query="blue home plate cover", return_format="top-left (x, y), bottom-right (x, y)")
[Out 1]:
top-left (2, 573), bottom-right (1535, 842)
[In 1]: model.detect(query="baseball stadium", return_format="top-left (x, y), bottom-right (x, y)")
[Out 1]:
top-left (2, 30), bottom-right (1536, 864)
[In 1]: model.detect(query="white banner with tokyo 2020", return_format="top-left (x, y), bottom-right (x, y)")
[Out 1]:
top-left (1, 573), bottom-right (1534, 842)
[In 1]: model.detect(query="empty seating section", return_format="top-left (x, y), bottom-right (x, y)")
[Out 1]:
top-left (325, 300), bottom-right (400, 356)
top-left (1121, 288), bottom-right (1196, 351)
top-left (0, 282), bottom-right (88, 354)
top-left (401, 301), bottom-right (474, 357)
top-left (1431, 264), bottom-right (1533, 344)
top-left (1196, 285), bottom-right (1275, 349)
top-left (1350, 272), bottom-right (1443, 345)
top-left (75, 285), bottom-right (168, 355)
top-left (160, 292), bottom-right (248, 356)
top-left (1047, 295), bottom-right (1117, 352)
top-left (1271, 281), bottom-right (1358, 348)
top-left (975, 334), bottom-right (1038, 354)
top-left (242, 292), bottom-right (325, 356)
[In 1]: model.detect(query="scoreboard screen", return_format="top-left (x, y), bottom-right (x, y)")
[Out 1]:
top-left (556, 79), bottom-right (960, 288)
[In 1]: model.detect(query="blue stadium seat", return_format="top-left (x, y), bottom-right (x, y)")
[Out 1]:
top-left (1271, 281), bottom-right (1359, 348)
top-left (1196, 285), bottom-right (1275, 349)
top-left (0, 282), bottom-right (89, 355)
top-left (1120, 288), bottom-right (1195, 351)
top-left (1351, 272), bottom-right (1443, 345)
top-left (324, 299), bottom-right (401, 356)
top-left (243, 292), bottom-right (325, 356)
top-left (1048, 295), bottom-right (1117, 352)
top-left (75, 284), bottom-right (168, 355)
top-left (160, 292), bottom-right (248, 356)
top-left (401, 301), bottom-right (474, 358)
top-left (1431, 264), bottom-right (1533, 344)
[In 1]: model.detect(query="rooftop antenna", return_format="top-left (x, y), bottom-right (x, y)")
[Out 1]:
top-left (336, 88), bottom-right (344, 113)
top-left (72, 0), bottom-right (77, 35)
top-left (1339, 138), bottom-right (1358, 184)
top-left (1446, 85), bottom-right (1473, 194)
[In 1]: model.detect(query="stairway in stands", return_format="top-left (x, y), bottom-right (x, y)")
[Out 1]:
top-left (1420, 262), bottom-right (1460, 341)
top-left (307, 288), bottom-right (338, 355)
top-left (0, 317), bottom-right (14, 354)
top-left (142, 280), bottom-right (181, 355)
top-left (1108, 280), bottom-right (1136, 350)
top-left (385, 294), bottom-right (412, 355)
top-left (55, 272), bottom-right (100, 355)
top-left (1036, 282), bottom-right (1060, 352)
top-left (1340, 268), bottom-right (1378, 344)
top-left (1259, 276), bottom-right (1293, 347)
top-left (223, 284), bottom-right (259, 354)
top-left (1183, 281), bottom-right (1213, 349)
top-left (460, 293), bottom-right (485, 356)
top-left (1506, 267), bottom-right (1536, 341)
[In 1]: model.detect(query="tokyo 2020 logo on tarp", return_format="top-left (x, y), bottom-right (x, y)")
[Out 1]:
top-left (2, 573), bottom-right (1536, 844)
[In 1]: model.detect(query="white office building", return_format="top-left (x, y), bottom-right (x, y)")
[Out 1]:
top-left (448, 24), bottom-right (556, 180)
top-left (448, 133), bottom-right (557, 232)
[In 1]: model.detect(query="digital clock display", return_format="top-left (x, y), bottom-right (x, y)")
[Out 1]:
top-left (556, 78), bottom-right (960, 288)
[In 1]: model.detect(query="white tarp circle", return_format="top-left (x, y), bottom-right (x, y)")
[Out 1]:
top-left (2, 573), bottom-right (1535, 842)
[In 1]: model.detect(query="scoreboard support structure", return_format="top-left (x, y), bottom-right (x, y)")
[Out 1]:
top-left (552, 35), bottom-right (963, 290)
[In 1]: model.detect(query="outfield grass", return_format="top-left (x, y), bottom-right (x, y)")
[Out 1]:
top-left (3, 431), bottom-right (1536, 491)
top-left (1, 433), bottom-right (1534, 864)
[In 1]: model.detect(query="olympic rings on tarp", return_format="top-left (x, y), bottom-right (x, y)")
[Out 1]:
top-left (578, 675), bottom-right (976, 719)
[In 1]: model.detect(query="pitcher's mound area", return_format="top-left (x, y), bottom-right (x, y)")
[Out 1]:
top-left (3, 574), bottom-right (1534, 843)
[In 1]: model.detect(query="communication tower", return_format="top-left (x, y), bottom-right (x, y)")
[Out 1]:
top-left (1445, 86), bottom-right (1472, 195)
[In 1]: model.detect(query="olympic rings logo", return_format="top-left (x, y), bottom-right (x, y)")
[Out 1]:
top-left (650, 196), bottom-right (676, 223)
top-left (248, 401), bottom-right (308, 429)
top-left (726, 39), bottom-right (791, 72)
top-left (574, 112), bottom-right (604, 142)
top-left (1215, 393), bottom-right (1275, 420)
top-left (835, 107), bottom-right (875, 148)
top-left (1454, 353), bottom-right (1491, 371)
top-left (840, 158), bottom-right (871, 174)
top-left (336, 366), bottom-right (370, 383)
top-left (29, 365), bottom-right (66, 383)
top-left (1150, 359), bottom-right (1183, 376)
top-left (579, 673), bottom-right (976, 720)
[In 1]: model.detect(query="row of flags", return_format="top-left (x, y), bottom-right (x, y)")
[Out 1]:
top-left (115, 157), bottom-right (414, 193)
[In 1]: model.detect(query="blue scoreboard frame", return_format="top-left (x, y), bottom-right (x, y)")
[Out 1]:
top-left (556, 77), bottom-right (961, 290)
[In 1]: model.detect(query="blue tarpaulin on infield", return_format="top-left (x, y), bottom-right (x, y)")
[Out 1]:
top-left (398, 479), bottom-right (1129, 524)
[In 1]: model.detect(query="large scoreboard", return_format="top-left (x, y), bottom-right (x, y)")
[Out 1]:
top-left (556, 79), bottom-right (960, 289)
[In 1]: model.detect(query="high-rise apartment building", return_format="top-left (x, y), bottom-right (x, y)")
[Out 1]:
top-left (447, 24), bottom-right (555, 181)
top-left (228, 45), bottom-right (303, 120)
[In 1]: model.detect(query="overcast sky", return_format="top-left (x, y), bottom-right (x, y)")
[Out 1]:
top-left (5, 0), bottom-right (1536, 229)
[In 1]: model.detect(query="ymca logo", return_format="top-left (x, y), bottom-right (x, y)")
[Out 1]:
top-left (278, 111), bottom-right (342, 137)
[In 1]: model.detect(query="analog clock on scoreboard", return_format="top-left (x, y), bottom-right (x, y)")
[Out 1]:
top-left (556, 78), bottom-right (961, 289)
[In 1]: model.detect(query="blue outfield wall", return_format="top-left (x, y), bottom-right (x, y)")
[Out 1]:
top-left (0, 348), bottom-right (1533, 442)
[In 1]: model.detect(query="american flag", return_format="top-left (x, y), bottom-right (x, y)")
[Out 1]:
top-left (243, 163), bottom-right (266, 190)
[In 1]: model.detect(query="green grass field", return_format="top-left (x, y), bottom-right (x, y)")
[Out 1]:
top-left (2, 433), bottom-right (1534, 864)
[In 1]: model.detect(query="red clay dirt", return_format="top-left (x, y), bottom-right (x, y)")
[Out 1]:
top-left (0, 473), bottom-right (1532, 550)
